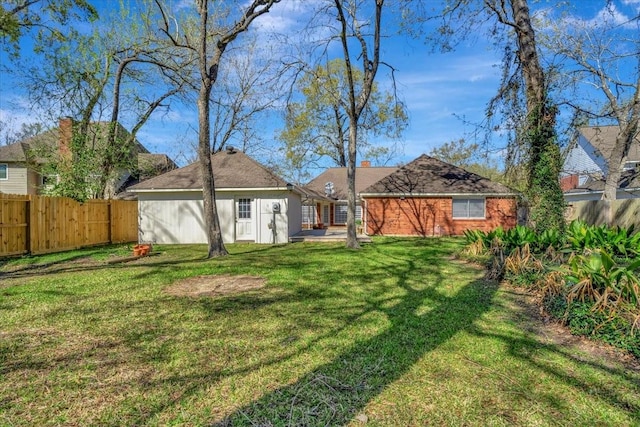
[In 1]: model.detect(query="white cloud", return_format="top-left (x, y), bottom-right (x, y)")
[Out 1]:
top-left (562, 2), bottom-right (639, 30)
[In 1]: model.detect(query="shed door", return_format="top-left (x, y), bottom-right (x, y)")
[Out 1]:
top-left (235, 197), bottom-right (255, 241)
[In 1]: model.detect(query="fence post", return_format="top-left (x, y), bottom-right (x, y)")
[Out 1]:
top-left (108, 201), bottom-right (113, 244)
top-left (25, 196), bottom-right (31, 255)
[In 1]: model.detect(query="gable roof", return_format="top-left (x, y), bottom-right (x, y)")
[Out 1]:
top-left (0, 121), bottom-right (151, 163)
top-left (128, 148), bottom-right (289, 191)
top-left (306, 166), bottom-right (397, 200)
top-left (0, 142), bottom-right (32, 162)
top-left (578, 126), bottom-right (640, 162)
top-left (361, 154), bottom-right (517, 196)
top-left (138, 153), bottom-right (177, 176)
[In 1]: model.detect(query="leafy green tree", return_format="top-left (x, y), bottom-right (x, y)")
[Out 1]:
top-left (429, 138), bottom-right (482, 169)
top-left (12, 3), bottom-right (187, 200)
top-left (281, 58), bottom-right (407, 174)
top-left (0, 0), bottom-right (97, 55)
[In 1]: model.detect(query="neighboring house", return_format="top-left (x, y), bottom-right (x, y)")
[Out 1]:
top-left (561, 125), bottom-right (640, 201)
top-left (304, 161), bottom-right (396, 228)
top-left (0, 142), bottom-right (42, 195)
top-left (564, 171), bottom-right (640, 202)
top-left (360, 154), bottom-right (519, 236)
top-left (0, 117), bottom-right (176, 198)
top-left (127, 147), bottom-right (304, 244)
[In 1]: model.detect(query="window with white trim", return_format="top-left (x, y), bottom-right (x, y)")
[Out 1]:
top-left (238, 198), bottom-right (251, 219)
top-left (334, 203), bottom-right (348, 224)
top-left (302, 205), bottom-right (316, 224)
top-left (452, 198), bottom-right (485, 219)
top-left (0, 163), bottom-right (7, 180)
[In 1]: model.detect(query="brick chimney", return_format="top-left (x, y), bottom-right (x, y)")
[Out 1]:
top-left (360, 160), bottom-right (371, 168)
top-left (59, 117), bottom-right (73, 157)
top-left (560, 174), bottom-right (579, 191)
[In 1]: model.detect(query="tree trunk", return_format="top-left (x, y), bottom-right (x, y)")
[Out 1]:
top-left (509, 0), bottom-right (565, 233)
top-left (602, 131), bottom-right (634, 225)
top-left (198, 82), bottom-right (228, 258)
top-left (346, 117), bottom-right (359, 249)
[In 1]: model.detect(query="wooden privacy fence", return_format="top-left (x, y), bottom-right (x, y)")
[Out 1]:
top-left (566, 199), bottom-right (640, 229)
top-left (0, 194), bottom-right (138, 257)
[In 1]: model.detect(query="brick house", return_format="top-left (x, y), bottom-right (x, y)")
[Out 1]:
top-left (360, 154), bottom-right (519, 236)
top-left (303, 161), bottom-right (396, 228)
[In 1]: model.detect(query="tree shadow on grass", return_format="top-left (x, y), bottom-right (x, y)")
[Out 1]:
top-left (209, 260), bottom-right (498, 426)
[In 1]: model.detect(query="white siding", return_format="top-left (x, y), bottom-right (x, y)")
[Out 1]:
top-left (137, 190), bottom-right (300, 244)
top-left (138, 192), bottom-right (207, 244)
top-left (255, 191), bottom-right (297, 244)
top-left (563, 136), bottom-right (607, 178)
top-left (287, 194), bottom-right (302, 238)
top-left (0, 163), bottom-right (28, 194)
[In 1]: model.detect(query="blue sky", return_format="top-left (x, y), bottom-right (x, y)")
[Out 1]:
top-left (1, 0), bottom-right (639, 174)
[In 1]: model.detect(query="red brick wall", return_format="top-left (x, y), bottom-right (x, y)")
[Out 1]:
top-left (560, 174), bottom-right (579, 191)
top-left (364, 197), bottom-right (517, 236)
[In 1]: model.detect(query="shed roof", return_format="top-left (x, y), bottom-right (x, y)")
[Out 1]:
top-left (361, 154), bottom-right (517, 196)
top-left (128, 148), bottom-right (290, 191)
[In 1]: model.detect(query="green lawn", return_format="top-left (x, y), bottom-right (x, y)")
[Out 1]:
top-left (1, 238), bottom-right (638, 426)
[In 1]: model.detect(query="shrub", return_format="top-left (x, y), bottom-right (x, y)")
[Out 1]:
top-left (461, 221), bottom-right (640, 358)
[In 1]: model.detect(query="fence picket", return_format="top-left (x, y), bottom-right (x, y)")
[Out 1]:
top-left (0, 194), bottom-right (138, 257)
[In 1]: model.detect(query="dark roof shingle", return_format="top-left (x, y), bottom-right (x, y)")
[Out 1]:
top-left (128, 149), bottom-right (289, 191)
top-left (362, 154), bottom-right (516, 196)
top-left (0, 142), bottom-right (31, 162)
top-left (306, 166), bottom-right (397, 200)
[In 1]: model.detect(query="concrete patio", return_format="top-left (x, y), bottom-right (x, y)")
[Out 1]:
top-left (289, 227), bottom-right (372, 243)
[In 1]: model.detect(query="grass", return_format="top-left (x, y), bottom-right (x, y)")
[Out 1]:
top-left (0, 238), bottom-right (638, 426)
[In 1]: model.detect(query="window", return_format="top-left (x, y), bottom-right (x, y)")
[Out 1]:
top-left (452, 198), bottom-right (485, 219)
top-left (238, 198), bottom-right (251, 219)
top-left (322, 205), bottom-right (330, 224)
top-left (334, 203), bottom-right (348, 224)
top-left (41, 174), bottom-right (59, 187)
top-left (302, 205), bottom-right (316, 224)
top-left (0, 164), bottom-right (7, 180)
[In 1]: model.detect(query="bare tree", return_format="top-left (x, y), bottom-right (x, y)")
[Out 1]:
top-left (156, 0), bottom-right (281, 258)
top-left (544, 6), bottom-right (640, 223)
top-left (327, 0), bottom-right (385, 249)
top-left (208, 37), bottom-right (285, 155)
top-left (427, 0), bottom-right (565, 232)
